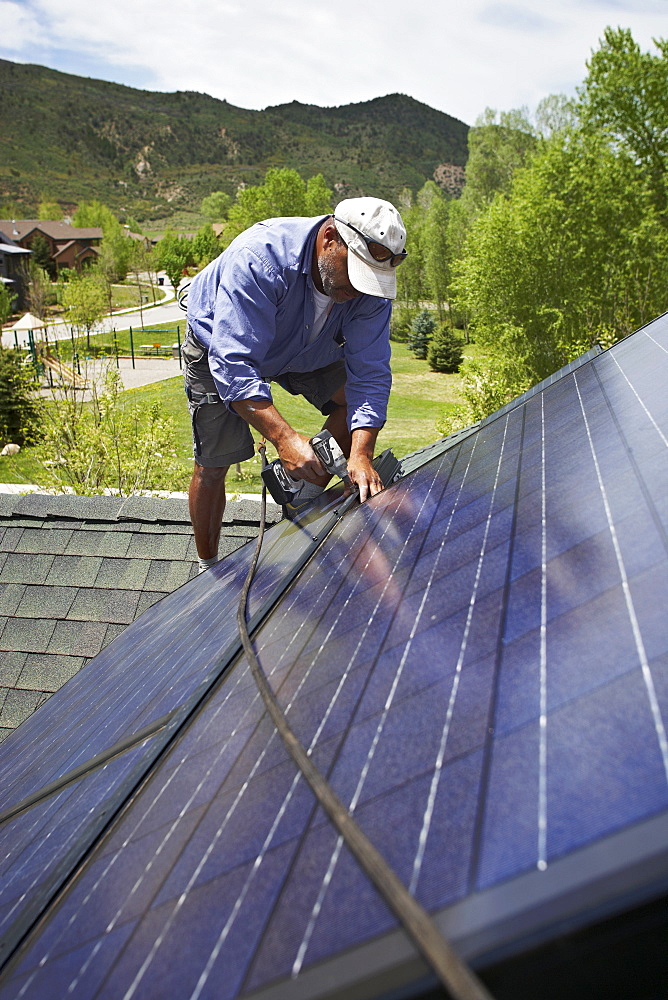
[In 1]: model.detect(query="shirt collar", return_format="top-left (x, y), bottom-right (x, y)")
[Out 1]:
top-left (300, 216), bottom-right (330, 277)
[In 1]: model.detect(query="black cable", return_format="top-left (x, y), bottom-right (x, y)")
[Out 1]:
top-left (0, 714), bottom-right (173, 826)
top-left (237, 465), bottom-right (494, 1000)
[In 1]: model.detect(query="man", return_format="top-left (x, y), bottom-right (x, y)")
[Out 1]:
top-left (184, 195), bottom-right (407, 571)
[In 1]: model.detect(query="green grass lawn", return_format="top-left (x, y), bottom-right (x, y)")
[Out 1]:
top-left (109, 283), bottom-right (164, 310)
top-left (43, 318), bottom-right (188, 364)
top-left (0, 340), bottom-right (473, 492)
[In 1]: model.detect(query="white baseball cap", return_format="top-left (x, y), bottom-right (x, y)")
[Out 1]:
top-left (333, 197), bottom-right (407, 299)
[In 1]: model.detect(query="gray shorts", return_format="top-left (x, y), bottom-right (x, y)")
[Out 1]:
top-left (183, 328), bottom-right (346, 468)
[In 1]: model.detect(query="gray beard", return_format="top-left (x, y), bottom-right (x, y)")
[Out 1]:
top-left (317, 253), bottom-right (338, 299)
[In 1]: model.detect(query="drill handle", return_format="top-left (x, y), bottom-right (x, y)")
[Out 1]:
top-left (261, 459), bottom-right (302, 505)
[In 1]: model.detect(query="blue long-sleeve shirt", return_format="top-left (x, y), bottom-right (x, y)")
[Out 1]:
top-left (186, 215), bottom-right (392, 431)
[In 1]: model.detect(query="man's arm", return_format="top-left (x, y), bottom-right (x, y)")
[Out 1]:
top-left (231, 399), bottom-right (326, 483)
top-left (347, 427), bottom-right (383, 502)
top-left (233, 400), bottom-right (383, 502)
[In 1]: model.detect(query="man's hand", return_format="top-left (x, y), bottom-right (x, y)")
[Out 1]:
top-left (277, 432), bottom-right (327, 484)
top-left (348, 427), bottom-right (383, 502)
top-left (231, 399), bottom-right (326, 483)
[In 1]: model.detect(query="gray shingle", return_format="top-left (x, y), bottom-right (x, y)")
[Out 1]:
top-left (219, 536), bottom-right (249, 559)
top-left (144, 560), bottom-right (194, 593)
top-left (124, 533), bottom-right (190, 560)
top-left (0, 495), bottom-right (18, 519)
top-left (67, 588), bottom-right (140, 624)
top-left (223, 499), bottom-right (279, 525)
top-left (94, 557), bottom-right (150, 590)
top-left (0, 618), bottom-right (57, 652)
top-left (0, 528), bottom-right (24, 552)
top-left (0, 517), bottom-right (44, 528)
top-left (102, 623), bottom-right (128, 648)
top-left (82, 520), bottom-right (143, 532)
top-left (0, 687), bottom-right (44, 727)
top-left (54, 494), bottom-right (125, 521)
top-left (222, 525), bottom-right (261, 538)
top-left (17, 653), bottom-right (84, 691)
top-left (0, 584), bottom-right (26, 615)
top-left (40, 519), bottom-right (83, 531)
top-left (0, 652), bottom-right (27, 686)
top-left (139, 522), bottom-right (193, 534)
top-left (117, 496), bottom-right (190, 523)
top-left (45, 555), bottom-right (103, 587)
top-left (0, 553), bottom-right (55, 584)
top-left (15, 585), bottom-right (77, 619)
top-left (13, 527), bottom-right (73, 555)
top-left (11, 494), bottom-right (61, 519)
top-left (135, 591), bottom-right (164, 617)
top-left (47, 620), bottom-right (109, 657)
top-left (64, 532), bottom-right (131, 558)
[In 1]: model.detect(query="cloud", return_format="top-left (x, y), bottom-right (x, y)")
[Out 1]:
top-left (479, 4), bottom-right (556, 32)
top-left (0, 1), bottom-right (46, 51)
top-left (0, 0), bottom-right (666, 125)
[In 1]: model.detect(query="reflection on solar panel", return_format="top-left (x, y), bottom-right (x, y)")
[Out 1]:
top-left (0, 314), bottom-right (667, 999)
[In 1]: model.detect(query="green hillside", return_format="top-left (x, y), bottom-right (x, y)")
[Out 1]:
top-left (0, 59), bottom-right (468, 222)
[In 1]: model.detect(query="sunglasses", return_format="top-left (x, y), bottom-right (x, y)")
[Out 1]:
top-left (334, 217), bottom-right (407, 267)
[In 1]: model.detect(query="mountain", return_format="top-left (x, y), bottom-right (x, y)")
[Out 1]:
top-left (0, 59), bottom-right (469, 222)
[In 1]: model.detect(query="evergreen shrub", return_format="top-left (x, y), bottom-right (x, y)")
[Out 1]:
top-left (408, 310), bottom-right (435, 359)
top-left (0, 349), bottom-right (42, 446)
top-left (427, 323), bottom-right (464, 373)
top-left (389, 305), bottom-right (417, 343)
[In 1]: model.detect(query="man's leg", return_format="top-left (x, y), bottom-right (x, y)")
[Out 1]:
top-left (188, 463), bottom-right (229, 561)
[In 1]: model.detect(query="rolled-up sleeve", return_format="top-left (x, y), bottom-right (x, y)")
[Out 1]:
top-left (342, 297), bottom-right (392, 431)
top-left (207, 248), bottom-right (284, 408)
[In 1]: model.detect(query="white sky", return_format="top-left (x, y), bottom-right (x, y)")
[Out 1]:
top-left (1, 0), bottom-right (667, 125)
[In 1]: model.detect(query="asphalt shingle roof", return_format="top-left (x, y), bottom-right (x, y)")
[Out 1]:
top-left (0, 492), bottom-right (277, 740)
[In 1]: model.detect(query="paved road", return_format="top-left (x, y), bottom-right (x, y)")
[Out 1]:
top-left (2, 274), bottom-right (189, 349)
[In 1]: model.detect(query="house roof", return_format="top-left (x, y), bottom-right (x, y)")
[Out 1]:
top-left (0, 314), bottom-right (667, 998)
top-left (0, 242), bottom-right (31, 256)
top-left (51, 239), bottom-right (75, 257)
top-left (0, 492), bottom-right (280, 742)
top-left (0, 220), bottom-right (103, 242)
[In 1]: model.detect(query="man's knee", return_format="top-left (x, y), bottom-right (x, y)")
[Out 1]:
top-left (191, 463), bottom-right (229, 489)
top-left (329, 384), bottom-right (347, 407)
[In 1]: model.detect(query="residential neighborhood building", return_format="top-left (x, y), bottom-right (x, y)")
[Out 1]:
top-left (0, 220), bottom-right (103, 274)
top-left (0, 232), bottom-right (31, 310)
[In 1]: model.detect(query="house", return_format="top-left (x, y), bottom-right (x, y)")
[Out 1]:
top-left (0, 232), bottom-right (31, 312)
top-left (0, 313), bottom-right (666, 999)
top-left (126, 228), bottom-right (156, 249)
top-left (0, 220), bottom-right (103, 274)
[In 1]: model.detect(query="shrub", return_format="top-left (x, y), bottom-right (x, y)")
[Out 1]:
top-left (436, 355), bottom-right (533, 436)
top-left (427, 323), bottom-right (464, 373)
top-left (0, 348), bottom-right (43, 446)
top-left (390, 305), bottom-right (418, 343)
top-left (408, 310), bottom-right (436, 359)
top-left (37, 366), bottom-right (184, 495)
top-left (0, 283), bottom-right (16, 324)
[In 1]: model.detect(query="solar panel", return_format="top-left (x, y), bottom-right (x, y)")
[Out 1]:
top-left (0, 497), bottom-right (357, 966)
top-left (0, 315), bottom-right (667, 999)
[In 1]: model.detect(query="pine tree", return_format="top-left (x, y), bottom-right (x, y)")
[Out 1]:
top-left (427, 322), bottom-right (464, 373)
top-left (408, 310), bottom-right (435, 359)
